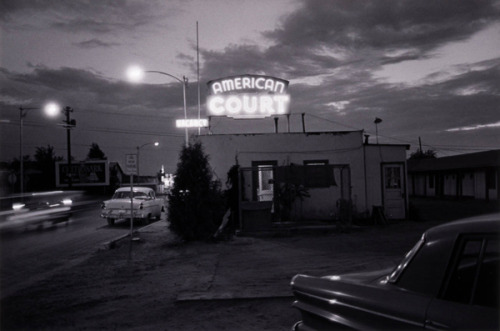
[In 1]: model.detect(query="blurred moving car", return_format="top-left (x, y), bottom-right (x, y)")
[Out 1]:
top-left (291, 214), bottom-right (500, 330)
top-left (0, 191), bottom-right (82, 231)
top-left (100, 186), bottom-right (164, 226)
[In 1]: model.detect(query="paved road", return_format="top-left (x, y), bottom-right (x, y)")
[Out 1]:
top-left (0, 203), bottom-right (163, 299)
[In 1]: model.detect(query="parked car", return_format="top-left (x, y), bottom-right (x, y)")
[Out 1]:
top-left (291, 214), bottom-right (500, 330)
top-left (0, 191), bottom-right (82, 231)
top-left (101, 187), bottom-right (164, 226)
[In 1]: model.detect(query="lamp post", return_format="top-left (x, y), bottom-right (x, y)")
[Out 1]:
top-left (136, 141), bottom-right (159, 179)
top-left (127, 66), bottom-right (189, 147)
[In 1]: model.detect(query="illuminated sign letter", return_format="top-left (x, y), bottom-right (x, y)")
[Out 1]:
top-left (206, 75), bottom-right (290, 119)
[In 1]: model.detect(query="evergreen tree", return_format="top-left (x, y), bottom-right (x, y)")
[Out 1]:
top-left (87, 143), bottom-right (106, 160)
top-left (33, 145), bottom-right (63, 190)
top-left (168, 141), bottom-right (225, 241)
top-left (409, 149), bottom-right (437, 160)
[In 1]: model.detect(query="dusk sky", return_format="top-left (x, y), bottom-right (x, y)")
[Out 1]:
top-left (1, 0), bottom-right (499, 176)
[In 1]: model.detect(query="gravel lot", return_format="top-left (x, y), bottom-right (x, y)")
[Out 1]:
top-left (1, 198), bottom-right (498, 330)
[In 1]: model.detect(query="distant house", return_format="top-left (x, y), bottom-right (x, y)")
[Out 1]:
top-left (199, 131), bottom-right (409, 231)
top-left (408, 150), bottom-right (500, 201)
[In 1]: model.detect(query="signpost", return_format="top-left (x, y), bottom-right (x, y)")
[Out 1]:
top-left (125, 154), bottom-right (138, 260)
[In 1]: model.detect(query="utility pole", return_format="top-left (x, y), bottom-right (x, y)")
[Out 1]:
top-left (62, 106), bottom-right (75, 188)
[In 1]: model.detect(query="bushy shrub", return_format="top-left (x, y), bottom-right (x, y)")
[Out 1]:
top-left (168, 141), bottom-right (225, 241)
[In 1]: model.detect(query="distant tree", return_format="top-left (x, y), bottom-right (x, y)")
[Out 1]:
top-left (32, 145), bottom-right (63, 190)
top-left (87, 143), bottom-right (106, 160)
top-left (168, 141), bottom-right (225, 241)
top-left (409, 149), bottom-right (437, 160)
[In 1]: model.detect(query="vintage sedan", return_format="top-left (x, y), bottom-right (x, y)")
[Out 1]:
top-left (291, 214), bottom-right (499, 330)
top-left (101, 187), bottom-right (164, 226)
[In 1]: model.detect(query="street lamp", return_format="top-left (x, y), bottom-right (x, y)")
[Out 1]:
top-left (136, 141), bottom-right (159, 179)
top-left (127, 65), bottom-right (189, 147)
top-left (18, 103), bottom-right (60, 194)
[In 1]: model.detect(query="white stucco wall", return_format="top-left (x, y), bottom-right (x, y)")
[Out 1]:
top-left (198, 131), bottom-right (408, 219)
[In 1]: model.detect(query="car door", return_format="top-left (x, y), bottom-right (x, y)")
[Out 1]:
top-left (425, 235), bottom-right (499, 330)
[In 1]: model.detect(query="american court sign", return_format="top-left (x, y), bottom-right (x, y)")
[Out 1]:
top-left (207, 75), bottom-right (290, 119)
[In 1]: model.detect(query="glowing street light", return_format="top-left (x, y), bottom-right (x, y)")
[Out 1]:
top-left (127, 65), bottom-right (189, 147)
top-left (42, 102), bottom-right (77, 188)
top-left (18, 102), bottom-right (61, 194)
top-left (136, 141), bottom-right (159, 178)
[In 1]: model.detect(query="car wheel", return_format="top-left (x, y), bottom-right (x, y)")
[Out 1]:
top-left (107, 218), bottom-right (115, 226)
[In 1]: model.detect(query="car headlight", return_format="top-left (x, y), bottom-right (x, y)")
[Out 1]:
top-left (12, 203), bottom-right (25, 211)
top-left (62, 199), bottom-right (73, 206)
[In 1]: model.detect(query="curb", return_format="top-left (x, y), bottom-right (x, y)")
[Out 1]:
top-left (100, 220), bottom-right (163, 250)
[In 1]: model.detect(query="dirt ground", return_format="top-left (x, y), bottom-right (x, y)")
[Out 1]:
top-left (1, 198), bottom-right (498, 330)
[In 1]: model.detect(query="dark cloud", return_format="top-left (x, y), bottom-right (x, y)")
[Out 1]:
top-left (73, 38), bottom-right (120, 49)
top-left (0, 0), bottom-right (171, 34)
top-left (267, 0), bottom-right (500, 59)
top-left (0, 66), bottom-right (195, 120)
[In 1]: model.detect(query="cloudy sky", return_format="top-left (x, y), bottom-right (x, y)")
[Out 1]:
top-left (1, 0), bottom-right (499, 176)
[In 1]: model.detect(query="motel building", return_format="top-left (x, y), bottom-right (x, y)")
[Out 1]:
top-left (187, 74), bottom-right (411, 233)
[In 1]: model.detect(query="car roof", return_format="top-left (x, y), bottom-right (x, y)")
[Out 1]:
top-left (426, 213), bottom-right (500, 239)
top-left (115, 187), bottom-right (153, 192)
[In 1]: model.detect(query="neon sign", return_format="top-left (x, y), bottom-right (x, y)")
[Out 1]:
top-left (207, 75), bottom-right (290, 119)
top-left (176, 119), bottom-right (209, 128)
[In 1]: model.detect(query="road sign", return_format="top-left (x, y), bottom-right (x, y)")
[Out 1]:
top-left (125, 154), bottom-right (137, 175)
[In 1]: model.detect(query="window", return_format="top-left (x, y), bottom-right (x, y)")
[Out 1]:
top-left (303, 160), bottom-right (332, 188)
top-left (443, 236), bottom-right (499, 308)
top-left (252, 161), bottom-right (277, 201)
top-left (385, 166), bottom-right (401, 189)
top-left (393, 234), bottom-right (449, 296)
top-left (474, 238), bottom-right (499, 308)
top-left (486, 169), bottom-right (497, 189)
top-left (428, 175), bottom-right (435, 189)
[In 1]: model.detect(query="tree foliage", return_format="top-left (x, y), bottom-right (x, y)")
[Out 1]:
top-left (168, 141), bottom-right (225, 241)
top-left (409, 149), bottom-right (437, 160)
top-left (87, 143), bottom-right (106, 160)
top-left (32, 145), bottom-right (63, 190)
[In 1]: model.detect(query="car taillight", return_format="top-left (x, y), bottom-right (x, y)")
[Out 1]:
top-left (139, 203), bottom-right (144, 210)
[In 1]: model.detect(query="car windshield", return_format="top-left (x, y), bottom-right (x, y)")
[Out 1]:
top-left (112, 191), bottom-right (148, 199)
top-left (386, 233), bottom-right (425, 283)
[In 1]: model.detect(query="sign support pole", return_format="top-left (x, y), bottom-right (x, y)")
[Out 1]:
top-left (125, 153), bottom-right (138, 261)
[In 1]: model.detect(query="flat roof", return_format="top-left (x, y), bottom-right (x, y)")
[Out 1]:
top-left (408, 150), bottom-right (500, 172)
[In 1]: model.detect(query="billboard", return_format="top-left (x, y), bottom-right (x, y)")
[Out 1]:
top-left (207, 74), bottom-right (290, 119)
top-left (56, 160), bottom-right (109, 187)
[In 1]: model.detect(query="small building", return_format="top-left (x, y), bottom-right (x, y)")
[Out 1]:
top-left (408, 150), bottom-right (500, 201)
top-left (199, 131), bottom-right (409, 231)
